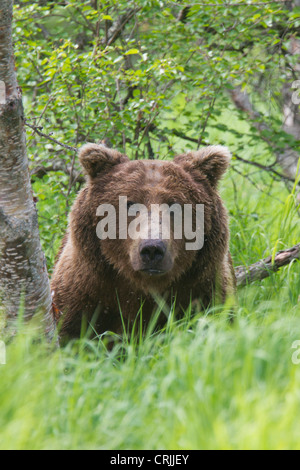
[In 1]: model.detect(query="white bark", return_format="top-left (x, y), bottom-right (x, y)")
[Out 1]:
top-left (0, 0), bottom-right (53, 335)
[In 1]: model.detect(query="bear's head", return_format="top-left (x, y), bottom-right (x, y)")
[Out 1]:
top-left (71, 143), bottom-right (231, 294)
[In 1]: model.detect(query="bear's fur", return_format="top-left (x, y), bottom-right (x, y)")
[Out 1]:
top-left (51, 144), bottom-right (235, 341)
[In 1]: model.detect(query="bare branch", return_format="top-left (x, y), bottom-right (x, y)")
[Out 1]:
top-left (25, 121), bottom-right (77, 152)
top-left (177, 6), bottom-right (191, 23)
top-left (233, 154), bottom-right (297, 184)
top-left (171, 1), bottom-right (292, 7)
top-left (30, 162), bottom-right (85, 185)
top-left (104, 8), bottom-right (141, 47)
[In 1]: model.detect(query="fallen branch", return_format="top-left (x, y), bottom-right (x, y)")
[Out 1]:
top-left (235, 243), bottom-right (300, 286)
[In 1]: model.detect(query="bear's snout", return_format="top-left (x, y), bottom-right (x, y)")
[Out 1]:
top-left (140, 240), bottom-right (166, 266)
top-left (130, 239), bottom-right (174, 276)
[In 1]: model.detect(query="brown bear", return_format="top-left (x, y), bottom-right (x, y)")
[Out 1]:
top-left (51, 143), bottom-right (235, 342)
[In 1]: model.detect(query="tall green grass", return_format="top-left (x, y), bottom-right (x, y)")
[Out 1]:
top-left (1, 292), bottom-right (300, 450)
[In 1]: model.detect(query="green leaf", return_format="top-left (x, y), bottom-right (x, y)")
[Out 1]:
top-left (125, 49), bottom-right (140, 55)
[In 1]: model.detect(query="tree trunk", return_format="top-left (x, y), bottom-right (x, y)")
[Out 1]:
top-left (0, 0), bottom-right (53, 335)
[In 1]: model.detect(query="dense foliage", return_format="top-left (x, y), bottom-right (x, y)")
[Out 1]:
top-left (12, 0), bottom-right (300, 268)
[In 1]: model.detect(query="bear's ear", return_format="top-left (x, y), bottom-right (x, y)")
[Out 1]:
top-left (174, 145), bottom-right (231, 188)
top-left (79, 143), bottom-right (129, 178)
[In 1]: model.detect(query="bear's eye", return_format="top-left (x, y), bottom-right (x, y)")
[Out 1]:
top-left (167, 201), bottom-right (181, 208)
top-left (127, 201), bottom-right (135, 209)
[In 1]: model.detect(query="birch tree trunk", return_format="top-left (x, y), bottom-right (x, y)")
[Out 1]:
top-left (0, 0), bottom-right (53, 335)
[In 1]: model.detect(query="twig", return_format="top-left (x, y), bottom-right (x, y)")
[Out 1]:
top-left (25, 121), bottom-right (77, 152)
top-left (104, 8), bottom-right (141, 47)
top-left (197, 95), bottom-right (217, 149)
top-left (167, 128), bottom-right (296, 185)
top-left (30, 162), bottom-right (85, 185)
top-left (233, 154), bottom-right (297, 184)
top-left (231, 166), bottom-right (285, 203)
top-left (171, 1), bottom-right (291, 7)
top-left (116, 78), bottom-right (126, 153)
top-left (170, 129), bottom-right (199, 144)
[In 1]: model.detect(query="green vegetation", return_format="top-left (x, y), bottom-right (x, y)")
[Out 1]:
top-left (1, 0), bottom-right (300, 450)
top-left (1, 273), bottom-right (300, 450)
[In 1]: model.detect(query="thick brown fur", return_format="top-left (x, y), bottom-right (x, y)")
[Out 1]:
top-left (51, 144), bottom-right (235, 341)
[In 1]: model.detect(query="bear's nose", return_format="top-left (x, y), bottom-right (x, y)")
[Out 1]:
top-left (139, 240), bottom-right (166, 264)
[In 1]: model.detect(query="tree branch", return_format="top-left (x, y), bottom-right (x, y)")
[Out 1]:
top-left (164, 127), bottom-right (297, 184)
top-left (103, 8), bottom-right (141, 47)
top-left (173, 1), bottom-right (292, 7)
top-left (30, 162), bottom-right (85, 185)
top-left (25, 121), bottom-right (77, 152)
top-left (233, 154), bottom-right (297, 184)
